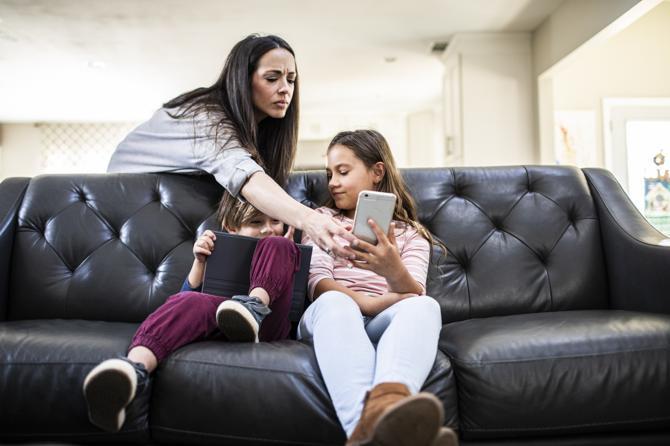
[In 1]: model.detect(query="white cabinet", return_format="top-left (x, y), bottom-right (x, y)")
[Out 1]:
top-left (443, 54), bottom-right (463, 165)
top-left (441, 33), bottom-right (536, 166)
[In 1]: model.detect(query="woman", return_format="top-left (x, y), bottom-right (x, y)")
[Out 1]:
top-left (108, 33), bottom-right (353, 258)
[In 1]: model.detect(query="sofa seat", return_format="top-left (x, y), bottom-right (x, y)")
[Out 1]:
top-left (439, 310), bottom-right (670, 440)
top-left (0, 319), bottom-right (149, 442)
top-left (150, 339), bottom-right (458, 445)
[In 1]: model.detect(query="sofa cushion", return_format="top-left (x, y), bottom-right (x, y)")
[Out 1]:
top-left (0, 319), bottom-right (148, 442)
top-left (439, 310), bottom-right (670, 439)
top-left (151, 340), bottom-right (457, 444)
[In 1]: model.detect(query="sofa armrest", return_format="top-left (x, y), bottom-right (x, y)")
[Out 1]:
top-left (583, 168), bottom-right (670, 314)
top-left (0, 177), bottom-right (30, 320)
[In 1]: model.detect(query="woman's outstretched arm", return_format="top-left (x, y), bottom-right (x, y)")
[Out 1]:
top-left (241, 171), bottom-right (355, 259)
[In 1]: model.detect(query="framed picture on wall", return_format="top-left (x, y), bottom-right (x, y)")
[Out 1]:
top-left (553, 110), bottom-right (597, 167)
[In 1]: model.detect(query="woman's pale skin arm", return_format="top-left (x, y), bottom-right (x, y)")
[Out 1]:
top-left (241, 171), bottom-right (355, 259)
top-left (313, 278), bottom-right (415, 317)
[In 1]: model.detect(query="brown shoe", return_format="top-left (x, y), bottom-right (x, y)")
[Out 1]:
top-left (432, 427), bottom-right (459, 446)
top-left (347, 382), bottom-right (444, 446)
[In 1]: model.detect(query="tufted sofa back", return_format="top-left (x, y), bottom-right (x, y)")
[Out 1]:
top-left (6, 166), bottom-right (608, 323)
top-left (9, 174), bottom-right (221, 322)
top-left (287, 166), bottom-right (609, 323)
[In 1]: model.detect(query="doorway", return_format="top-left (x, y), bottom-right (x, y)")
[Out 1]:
top-left (604, 98), bottom-right (670, 235)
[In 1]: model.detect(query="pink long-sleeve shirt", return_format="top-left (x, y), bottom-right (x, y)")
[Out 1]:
top-left (301, 207), bottom-right (430, 300)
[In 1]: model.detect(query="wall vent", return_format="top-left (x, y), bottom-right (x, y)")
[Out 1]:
top-left (430, 41), bottom-right (449, 54)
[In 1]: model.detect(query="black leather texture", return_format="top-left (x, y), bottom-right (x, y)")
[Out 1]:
top-left (8, 173), bottom-right (220, 322)
top-left (0, 177), bottom-right (29, 321)
top-left (0, 319), bottom-right (148, 442)
top-left (584, 168), bottom-right (670, 314)
top-left (1, 166), bottom-right (669, 445)
top-left (288, 166), bottom-right (609, 323)
top-left (440, 310), bottom-right (670, 439)
top-left (150, 343), bottom-right (457, 445)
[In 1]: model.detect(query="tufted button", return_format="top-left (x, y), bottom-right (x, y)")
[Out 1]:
top-left (490, 216), bottom-right (503, 230)
top-left (458, 254), bottom-right (469, 271)
top-left (75, 188), bottom-right (87, 202)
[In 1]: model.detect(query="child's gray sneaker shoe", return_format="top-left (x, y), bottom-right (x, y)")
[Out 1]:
top-left (216, 295), bottom-right (271, 343)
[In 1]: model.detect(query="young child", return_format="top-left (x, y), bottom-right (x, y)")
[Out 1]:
top-left (298, 130), bottom-right (458, 446)
top-left (82, 193), bottom-right (300, 432)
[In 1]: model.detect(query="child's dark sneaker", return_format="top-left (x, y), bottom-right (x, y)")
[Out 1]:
top-left (216, 295), bottom-right (271, 343)
top-left (82, 357), bottom-right (148, 432)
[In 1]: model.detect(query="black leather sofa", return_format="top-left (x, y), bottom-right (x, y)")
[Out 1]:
top-left (1, 166), bottom-right (669, 445)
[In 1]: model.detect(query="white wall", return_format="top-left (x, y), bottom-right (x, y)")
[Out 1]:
top-left (298, 112), bottom-right (410, 167)
top-left (1, 111), bottom-right (414, 181)
top-left (295, 139), bottom-right (329, 170)
top-left (532, 0), bottom-right (663, 164)
top-left (0, 124), bottom-right (42, 180)
top-left (442, 33), bottom-right (536, 166)
top-left (550, 1), bottom-right (670, 166)
top-left (0, 122), bottom-right (140, 181)
top-left (407, 107), bottom-right (444, 167)
top-left (532, 0), bottom-right (646, 77)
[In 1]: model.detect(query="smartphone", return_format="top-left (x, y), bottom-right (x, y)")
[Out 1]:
top-left (352, 190), bottom-right (397, 244)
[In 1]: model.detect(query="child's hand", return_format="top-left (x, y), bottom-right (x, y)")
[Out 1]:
top-left (364, 291), bottom-right (418, 316)
top-left (350, 220), bottom-right (403, 278)
top-left (380, 292), bottom-right (419, 301)
top-left (193, 230), bottom-right (216, 263)
top-left (284, 225), bottom-right (295, 240)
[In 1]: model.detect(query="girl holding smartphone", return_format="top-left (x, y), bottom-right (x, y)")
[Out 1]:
top-left (298, 130), bottom-right (457, 446)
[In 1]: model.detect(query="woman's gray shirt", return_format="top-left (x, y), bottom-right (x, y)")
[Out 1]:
top-left (107, 107), bottom-right (263, 198)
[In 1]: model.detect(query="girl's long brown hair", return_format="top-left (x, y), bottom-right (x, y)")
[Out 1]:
top-left (327, 130), bottom-right (446, 254)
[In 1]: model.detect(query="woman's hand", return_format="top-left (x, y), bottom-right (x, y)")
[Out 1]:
top-left (351, 220), bottom-right (404, 278)
top-left (241, 172), bottom-right (355, 258)
top-left (303, 210), bottom-right (356, 259)
top-left (193, 230), bottom-right (217, 263)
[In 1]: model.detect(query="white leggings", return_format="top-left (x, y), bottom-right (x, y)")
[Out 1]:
top-left (297, 291), bottom-right (442, 436)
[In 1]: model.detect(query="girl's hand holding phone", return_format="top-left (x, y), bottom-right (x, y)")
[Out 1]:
top-left (350, 220), bottom-right (403, 278)
top-left (193, 230), bottom-right (217, 263)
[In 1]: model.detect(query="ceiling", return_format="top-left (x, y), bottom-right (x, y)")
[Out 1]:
top-left (0, 0), bottom-right (564, 122)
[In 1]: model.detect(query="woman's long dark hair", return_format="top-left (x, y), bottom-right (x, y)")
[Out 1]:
top-left (164, 34), bottom-right (299, 188)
